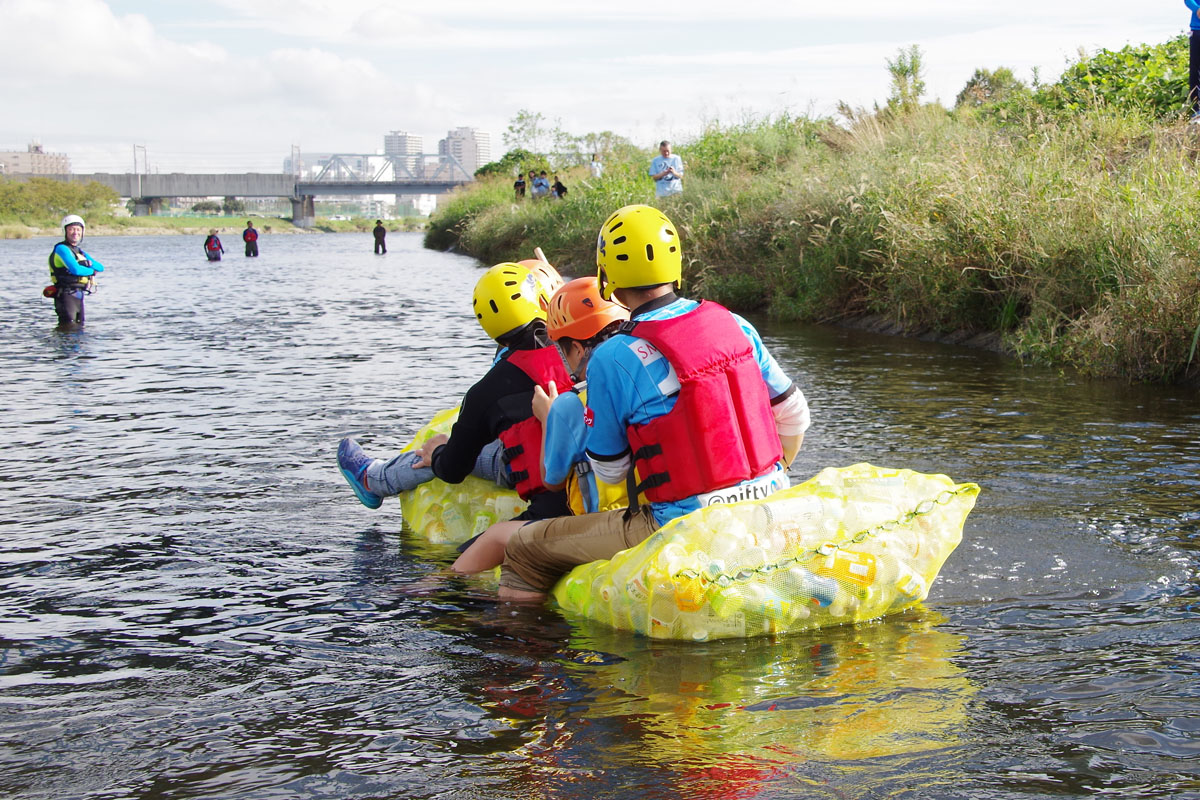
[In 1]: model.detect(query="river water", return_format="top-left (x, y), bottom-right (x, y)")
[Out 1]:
top-left (1, 231), bottom-right (1197, 799)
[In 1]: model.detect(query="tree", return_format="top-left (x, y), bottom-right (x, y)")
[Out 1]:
top-left (955, 67), bottom-right (1028, 109)
top-left (503, 109), bottom-right (549, 153)
top-left (886, 45), bottom-right (927, 113)
top-left (191, 200), bottom-right (222, 214)
top-left (221, 196), bottom-right (245, 215)
top-left (475, 148), bottom-right (544, 179)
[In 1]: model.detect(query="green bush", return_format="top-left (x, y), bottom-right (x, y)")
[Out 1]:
top-left (0, 177), bottom-right (119, 225)
top-left (1033, 35), bottom-right (1190, 118)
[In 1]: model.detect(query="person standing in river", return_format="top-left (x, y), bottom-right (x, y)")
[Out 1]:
top-left (46, 214), bottom-right (105, 327)
top-left (373, 220), bottom-right (387, 254)
top-left (203, 229), bottom-right (224, 261)
top-left (243, 221), bottom-right (259, 257)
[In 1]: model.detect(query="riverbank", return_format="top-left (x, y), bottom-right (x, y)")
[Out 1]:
top-left (1, 216), bottom-right (427, 239)
top-left (426, 106), bottom-right (1200, 384)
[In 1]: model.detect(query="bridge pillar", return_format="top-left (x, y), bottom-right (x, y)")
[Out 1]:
top-left (132, 197), bottom-right (162, 216)
top-left (290, 195), bottom-right (315, 228)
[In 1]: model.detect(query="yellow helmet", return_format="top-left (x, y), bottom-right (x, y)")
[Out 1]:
top-left (595, 204), bottom-right (682, 301)
top-left (472, 262), bottom-right (549, 341)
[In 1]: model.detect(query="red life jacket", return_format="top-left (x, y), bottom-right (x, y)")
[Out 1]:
top-left (623, 301), bottom-right (782, 505)
top-left (243, 228), bottom-right (258, 242)
top-left (497, 346), bottom-right (574, 500)
top-left (205, 237), bottom-right (222, 252)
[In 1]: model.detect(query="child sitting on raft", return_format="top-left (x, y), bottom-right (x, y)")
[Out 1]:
top-left (451, 277), bottom-right (631, 574)
top-left (337, 261), bottom-right (572, 523)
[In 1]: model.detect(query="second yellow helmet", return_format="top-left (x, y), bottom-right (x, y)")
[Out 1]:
top-left (472, 262), bottom-right (550, 341)
top-left (595, 204), bottom-right (682, 301)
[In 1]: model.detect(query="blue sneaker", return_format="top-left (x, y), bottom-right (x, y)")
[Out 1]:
top-left (338, 438), bottom-right (383, 509)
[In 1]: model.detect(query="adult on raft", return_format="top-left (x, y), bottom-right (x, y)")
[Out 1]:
top-left (46, 214), bottom-right (105, 327)
top-left (337, 261), bottom-right (573, 523)
top-left (492, 204), bottom-right (811, 601)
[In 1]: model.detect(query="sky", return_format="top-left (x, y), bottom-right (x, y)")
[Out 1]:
top-left (2, 0), bottom-right (1190, 173)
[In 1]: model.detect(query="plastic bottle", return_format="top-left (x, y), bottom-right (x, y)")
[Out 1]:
top-left (673, 574), bottom-right (707, 613)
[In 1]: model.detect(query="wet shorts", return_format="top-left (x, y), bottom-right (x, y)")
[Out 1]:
top-left (500, 507), bottom-right (659, 594)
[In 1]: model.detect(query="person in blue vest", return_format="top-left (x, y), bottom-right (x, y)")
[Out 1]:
top-left (492, 204), bottom-right (811, 601)
top-left (46, 214), bottom-right (105, 327)
top-left (1187, 0), bottom-right (1200, 121)
top-left (242, 221), bottom-right (259, 257)
top-left (337, 262), bottom-right (572, 522)
top-left (203, 229), bottom-right (224, 261)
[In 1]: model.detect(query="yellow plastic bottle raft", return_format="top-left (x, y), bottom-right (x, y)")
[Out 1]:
top-left (552, 464), bottom-right (979, 641)
top-left (397, 411), bottom-right (979, 641)
top-left (397, 407), bottom-right (528, 545)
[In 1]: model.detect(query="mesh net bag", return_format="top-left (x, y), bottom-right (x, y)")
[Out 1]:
top-left (397, 407), bottom-right (528, 545)
top-left (552, 463), bottom-right (979, 640)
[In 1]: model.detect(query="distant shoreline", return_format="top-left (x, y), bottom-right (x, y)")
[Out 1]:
top-left (1, 218), bottom-right (426, 239)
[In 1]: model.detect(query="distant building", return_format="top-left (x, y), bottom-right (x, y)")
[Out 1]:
top-left (384, 130), bottom-right (423, 177)
top-left (438, 127), bottom-right (491, 176)
top-left (0, 141), bottom-right (70, 175)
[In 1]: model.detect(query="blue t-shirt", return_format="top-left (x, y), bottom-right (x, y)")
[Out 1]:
top-left (543, 389), bottom-right (589, 487)
top-left (650, 154), bottom-right (684, 196)
top-left (584, 297), bottom-right (792, 526)
top-left (1188, 0), bottom-right (1200, 29)
top-left (542, 388), bottom-right (615, 513)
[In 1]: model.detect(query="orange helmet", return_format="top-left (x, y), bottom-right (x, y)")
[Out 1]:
top-left (519, 258), bottom-right (564, 296)
top-left (546, 277), bottom-right (629, 341)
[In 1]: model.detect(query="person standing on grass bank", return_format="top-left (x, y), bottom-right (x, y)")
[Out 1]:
top-left (514, 172), bottom-right (527, 200)
top-left (649, 140), bottom-right (684, 197)
top-left (46, 214), bottom-right (104, 327)
top-left (373, 220), bottom-right (387, 254)
top-left (203, 229), bottom-right (224, 261)
top-left (1187, 0), bottom-right (1200, 121)
top-left (243, 221), bottom-right (259, 257)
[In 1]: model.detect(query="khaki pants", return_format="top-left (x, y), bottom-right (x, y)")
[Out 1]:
top-left (501, 507), bottom-right (659, 593)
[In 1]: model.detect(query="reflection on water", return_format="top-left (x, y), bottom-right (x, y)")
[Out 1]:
top-left (0, 233), bottom-right (1197, 799)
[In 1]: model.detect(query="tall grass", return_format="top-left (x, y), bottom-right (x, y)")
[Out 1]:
top-left (427, 108), bottom-right (1200, 383)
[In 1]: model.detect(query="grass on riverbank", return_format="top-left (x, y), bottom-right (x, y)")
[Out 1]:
top-left (427, 107), bottom-right (1200, 383)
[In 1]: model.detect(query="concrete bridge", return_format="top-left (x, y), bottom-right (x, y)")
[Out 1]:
top-left (43, 158), bottom-right (473, 226)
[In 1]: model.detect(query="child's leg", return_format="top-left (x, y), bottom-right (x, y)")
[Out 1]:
top-left (452, 520), bottom-right (525, 574)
